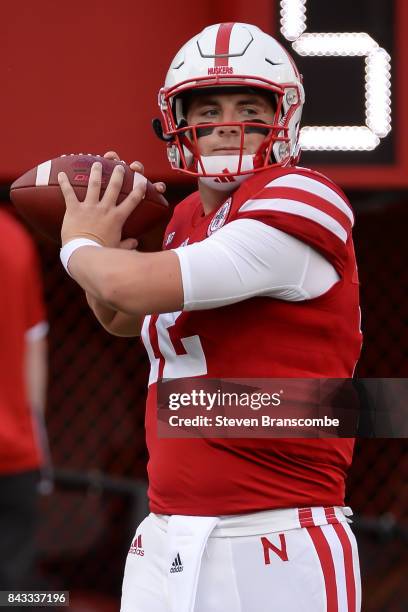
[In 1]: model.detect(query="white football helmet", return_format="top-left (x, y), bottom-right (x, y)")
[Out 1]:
top-left (154, 22), bottom-right (305, 188)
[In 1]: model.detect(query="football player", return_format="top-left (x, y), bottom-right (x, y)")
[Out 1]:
top-left (58, 23), bottom-right (362, 612)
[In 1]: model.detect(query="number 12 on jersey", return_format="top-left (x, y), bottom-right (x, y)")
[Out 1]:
top-left (142, 312), bottom-right (208, 385)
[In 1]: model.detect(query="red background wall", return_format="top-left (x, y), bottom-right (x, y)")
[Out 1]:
top-left (0, 0), bottom-right (274, 183)
top-left (2, 0), bottom-right (408, 188)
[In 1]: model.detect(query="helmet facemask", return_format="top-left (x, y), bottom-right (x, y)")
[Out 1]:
top-left (156, 79), bottom-right (301, 187)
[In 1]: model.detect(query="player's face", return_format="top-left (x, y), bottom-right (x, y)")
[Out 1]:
top-left (185, 92), bottom-right (275, 156)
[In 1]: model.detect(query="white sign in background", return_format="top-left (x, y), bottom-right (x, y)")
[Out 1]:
top-left (280, 0), bottom-right (391, 151)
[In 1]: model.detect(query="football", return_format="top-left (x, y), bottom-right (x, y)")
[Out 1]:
top-left (10, 154), bottom-right (171, 242)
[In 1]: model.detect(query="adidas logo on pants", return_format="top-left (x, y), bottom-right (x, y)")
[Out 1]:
top-left (170, 553), bottom-right (183, 573)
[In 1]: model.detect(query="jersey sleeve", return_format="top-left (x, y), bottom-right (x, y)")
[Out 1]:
top-left (173, 219), bottom-right (339, 310)
top-left (24, 239), bottom-right (48, 337)
top-left (236, 169), bottom-right (354, 275)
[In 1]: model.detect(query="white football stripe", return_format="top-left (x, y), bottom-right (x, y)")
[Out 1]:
top-left (35, 160), bottom-right (52, 186)
top-left (322, 524), bottom-right (349, 611)
top-left (266, 174), bottom-right (354, 225)
top-left (239, 198), bottom-right (348, 243)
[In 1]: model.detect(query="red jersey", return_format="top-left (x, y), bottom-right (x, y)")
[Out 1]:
top-left (0, 209), bottom-right (47, 474)
top-left (141, 166), bottom-right (362, 515)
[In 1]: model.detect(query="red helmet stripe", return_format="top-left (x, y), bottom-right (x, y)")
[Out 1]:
top-left (214, 22), bottom-right (235, 67)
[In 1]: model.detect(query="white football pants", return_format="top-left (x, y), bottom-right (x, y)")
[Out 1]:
top-left (121, 507), bottom-right (361, 612)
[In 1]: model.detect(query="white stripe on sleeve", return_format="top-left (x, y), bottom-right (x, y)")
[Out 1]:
top-left (239, 198), bottom-right (348, 243)
top-left (265, 174), bottom-right (354, 224)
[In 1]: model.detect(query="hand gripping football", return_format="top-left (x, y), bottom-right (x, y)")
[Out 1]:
top-left (10, 154), bottom-right (171, 242)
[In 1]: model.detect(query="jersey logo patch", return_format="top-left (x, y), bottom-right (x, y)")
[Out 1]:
top-left (207, 198), bottom-right (231, 236)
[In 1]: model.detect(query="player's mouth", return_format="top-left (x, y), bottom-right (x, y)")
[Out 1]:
top-left (212, 147), bottom-right (241, 154)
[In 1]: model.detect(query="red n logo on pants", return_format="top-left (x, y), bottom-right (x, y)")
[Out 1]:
top-left (261, 534), bottom-right (289, 564)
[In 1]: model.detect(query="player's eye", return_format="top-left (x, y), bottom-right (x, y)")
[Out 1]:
top-left (200, 108), bottom-right (219, 119)
top-left (241, 107), bottom-right (259, 116)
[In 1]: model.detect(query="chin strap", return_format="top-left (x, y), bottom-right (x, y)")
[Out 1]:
top-left (198, 154), bottom-right (255, 192)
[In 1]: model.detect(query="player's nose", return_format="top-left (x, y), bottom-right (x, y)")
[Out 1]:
top-left (215, 122), bottom-right (240, 135)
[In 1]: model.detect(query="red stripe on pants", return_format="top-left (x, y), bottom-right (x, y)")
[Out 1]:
top-left (307, 526), bottom-right (338, 612)
top-left (324, 506), bottom-right (339, 524)
top-left (298, 507), bottom-right (314, 527)
top-left (333, 522), bottom-right (357, 612)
